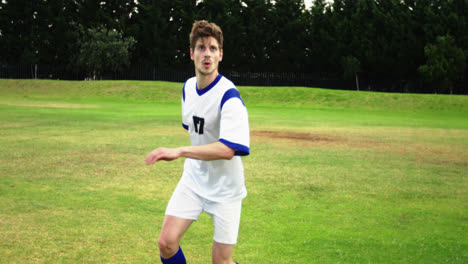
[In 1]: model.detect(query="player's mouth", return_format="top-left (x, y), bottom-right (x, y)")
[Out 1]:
top-left (203, 60), bottom-right (211, 67)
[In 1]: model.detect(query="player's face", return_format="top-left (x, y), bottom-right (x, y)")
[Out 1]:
top-left (190, 36), bottom-right (223, 78)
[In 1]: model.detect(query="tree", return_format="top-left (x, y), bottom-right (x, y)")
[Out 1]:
top-left (36, 0), bottom-right (82, 66)
top-left (167, 0), bottom-right (198, 68)
top-left (0, 0), bottom-right (43, 65)
top-left (73, 26), bottom-right (136, 79)
top-left (306, 0), bottom-right (335, 73)
top-left (342, 55), bottom-right (361, 90)
top-left (0, 0), bottom-right (467, 92)
top-left (236, 0), bottom-right (276, 72)
top-left (269, 0), bottom-right (308, 72)
top-left (127, 0), bottom-right (187, 67)
top-left (418, 34), bottom-right (466, 94)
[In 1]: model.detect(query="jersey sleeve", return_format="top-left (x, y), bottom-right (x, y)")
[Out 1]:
top-left (181, 82), bottom-right (189, 130)
top-left (218, 89), bottom-right (250, 156)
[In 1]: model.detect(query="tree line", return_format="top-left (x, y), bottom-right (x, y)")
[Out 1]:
top-left (1, 0), bottom-right (467, 94)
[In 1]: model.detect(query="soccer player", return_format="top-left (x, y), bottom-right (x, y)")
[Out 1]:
top-left (145, 20), bottom-right (250, 264)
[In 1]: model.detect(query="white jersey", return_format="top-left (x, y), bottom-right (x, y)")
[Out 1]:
top-left (180, 74), bottom-right (250, 202)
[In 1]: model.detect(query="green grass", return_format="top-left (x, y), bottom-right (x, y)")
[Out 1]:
top-left (0, 79), bottom-right (467, 263)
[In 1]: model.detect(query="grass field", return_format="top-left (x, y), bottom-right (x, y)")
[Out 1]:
top-left (0, 79), bottom-right (467, 263)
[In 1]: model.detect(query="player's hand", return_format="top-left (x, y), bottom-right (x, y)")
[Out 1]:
top-left (145, 147), bottom-right (181, 165)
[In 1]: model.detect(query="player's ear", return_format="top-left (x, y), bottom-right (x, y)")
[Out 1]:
top-left (190, 48), bottom-right (194, 61)
top-left (219, 49), bottom-right (223, 62)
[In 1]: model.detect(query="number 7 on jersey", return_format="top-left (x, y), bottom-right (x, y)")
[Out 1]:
top-left (193, 116), bottom-right (205, 134)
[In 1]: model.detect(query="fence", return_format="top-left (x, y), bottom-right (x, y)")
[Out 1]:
top-left (0, 64), bottom-right (86, 80)
top-left (0, 63), bottom-right (351, 89)
top-left (1, 63), bottom-right (447, 93)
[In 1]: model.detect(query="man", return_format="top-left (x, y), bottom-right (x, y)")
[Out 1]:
top-left (145, 20), bottom-right (249, 264)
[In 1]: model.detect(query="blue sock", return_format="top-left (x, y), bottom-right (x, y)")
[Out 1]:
top-left (160, 246), bottom-right (186, 264)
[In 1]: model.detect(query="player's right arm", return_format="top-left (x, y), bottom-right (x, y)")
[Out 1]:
top-left (145, 141), bottom-right (234, 165)
top-left (145, 147), bottom-right (181, 165)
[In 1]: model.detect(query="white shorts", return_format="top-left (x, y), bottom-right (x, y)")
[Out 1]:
top-left (165, 182), bottom-right (242, 245)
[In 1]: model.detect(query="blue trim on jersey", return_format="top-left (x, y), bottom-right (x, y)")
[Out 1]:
top-left (219, 138), bottom-right (250, 156)
top-left (196, 74), bottom-right (222, 96)
top-left (182, 82), bottom-right (186, 102)
top-left (220, 88), bottom-right (245, 111)
top-left (182, 123), bottom-right (188, 130)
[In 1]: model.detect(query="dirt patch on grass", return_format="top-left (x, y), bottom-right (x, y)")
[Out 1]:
top-left (251, 130), bottom-right (337, 143)
top-left (251, 130), bottom-right (404, 151)
top-left (252, 129), bottom-right (379, 149)
top-left (252, 130), bottom-right (468, 168)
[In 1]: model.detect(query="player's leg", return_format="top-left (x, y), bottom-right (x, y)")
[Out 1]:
top-left (158, 215), bottom-right (193, 259)
top-left (159, 183), bottom-right (204, 263)
top-left (205, 199), bottom-right (242, 264)
top-left (212, 242), bottom-right (237, 264)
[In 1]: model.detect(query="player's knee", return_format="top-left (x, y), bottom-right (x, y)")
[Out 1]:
top-left (212, 252), bottom-right (232, 264)
top-left (212, 257), bottom-right (232, 264)
top-left (158, 235), bottom-right (178, 254)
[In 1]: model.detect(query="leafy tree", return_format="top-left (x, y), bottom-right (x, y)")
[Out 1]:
top-left (342, 55), bottom-right (361, 90)
top-left (0, 0), bottom-right (467, 92)
top-left (0, 0), bottom-right (43, 65)
top-left (76, 0), bottom-right (134, 30)
top-left (167, 0), bottom-right (198, 68)
top-left (306, 0), bottom-right (335, 73)
top-left (269, 0), bottom-right (308, 72)
top-left (73, 26), bottom-right (136, 79)
top-left (236, 0), bottom-right (276, 71)
top-left (126, 0), bottom-right (179, 67)
top-left (36, 0), bottom-right (82, 66)
top-left (418, 34), bottom-right (466, 94)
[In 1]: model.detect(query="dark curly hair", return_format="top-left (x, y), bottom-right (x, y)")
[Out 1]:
top-left (189, 20), bottom-right (223, 50)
